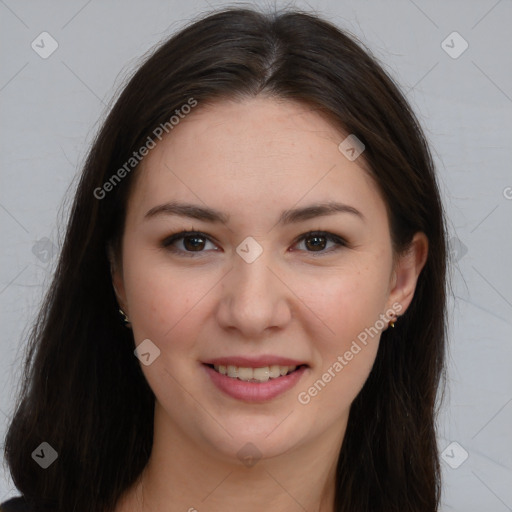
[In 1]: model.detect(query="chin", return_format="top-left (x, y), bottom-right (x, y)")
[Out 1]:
top-left (200, 414), bottom-right (305, 463)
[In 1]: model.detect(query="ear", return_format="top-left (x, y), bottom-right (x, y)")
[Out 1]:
top-left (386, 232), bottom-right (429, 315)
top-left (107, 243), bottom-right (128, 314)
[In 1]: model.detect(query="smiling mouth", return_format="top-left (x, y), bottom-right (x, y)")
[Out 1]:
top-left (206, 364), bottom-right (306, 383)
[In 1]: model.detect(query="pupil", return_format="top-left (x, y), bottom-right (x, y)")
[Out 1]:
top-left (184, 236), bottom-right (205, 251)
top-left (306, 236), bottom-right (325, 251)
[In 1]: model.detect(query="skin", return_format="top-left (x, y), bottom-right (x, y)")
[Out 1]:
top-left (111, 96), bottom-right (428, 512)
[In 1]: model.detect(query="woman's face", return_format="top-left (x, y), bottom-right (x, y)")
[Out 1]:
top-left (112, 96), bottom-right (423, 462)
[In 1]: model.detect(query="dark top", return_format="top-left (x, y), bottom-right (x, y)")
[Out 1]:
top-left (0, 496), bottom-right (34, 511)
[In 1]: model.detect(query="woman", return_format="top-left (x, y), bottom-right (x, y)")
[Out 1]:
top-left (2, 6), bottom-right (447, 512)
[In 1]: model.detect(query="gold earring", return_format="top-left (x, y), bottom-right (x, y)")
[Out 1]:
top-left (119, 308), bottom-right (131, 328)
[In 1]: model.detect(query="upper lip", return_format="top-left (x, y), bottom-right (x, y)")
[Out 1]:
top-left (203, 355), bottom-right (308, 368)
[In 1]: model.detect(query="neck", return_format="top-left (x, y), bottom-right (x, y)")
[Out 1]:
top-left (117, 402), bottom-right (346, 512)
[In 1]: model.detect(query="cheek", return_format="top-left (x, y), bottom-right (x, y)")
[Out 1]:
top-left (296, 260), bottom-right (390, 345)
top-left (293, 260), bottom-right (389, 407)
top-left (121, 246), bottom-right (214, 348)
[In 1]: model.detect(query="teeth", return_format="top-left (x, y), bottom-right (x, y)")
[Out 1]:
top-left (269, 365), bottom-right (281, 379)
top-left (253, 367), bottom-right (269, 382)
top-left (238, 367), bottom-right (254, 381)
top-left (213, 364), bottom-right (298, 382)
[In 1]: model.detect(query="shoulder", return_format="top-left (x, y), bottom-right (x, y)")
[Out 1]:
top-left (0, 496), bottom-right (35, 511)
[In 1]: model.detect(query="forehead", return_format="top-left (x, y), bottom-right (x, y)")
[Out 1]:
top-left (126, 96), bottom-right (386, 227)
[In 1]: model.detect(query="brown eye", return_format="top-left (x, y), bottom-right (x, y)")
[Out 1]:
top-left (162, 231), bottom-right (217, 255)
top-left (304, 234), bottom-right (327, 251)
top-left (182, 235), bottom-right (206, 251)
top-left (294, 231), bottom-right (347, 254)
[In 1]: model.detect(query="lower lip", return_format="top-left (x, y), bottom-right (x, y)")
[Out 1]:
top-left (202, 364), bottom-right (308, 403)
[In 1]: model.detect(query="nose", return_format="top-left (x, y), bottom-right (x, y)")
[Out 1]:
top-left (215, 249), bottom-right (292, 339)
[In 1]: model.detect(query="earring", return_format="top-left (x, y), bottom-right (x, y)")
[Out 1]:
top-left (388, 314), bottom-right (398, 329)
top-left (119, 308), bottom-right (132, 328)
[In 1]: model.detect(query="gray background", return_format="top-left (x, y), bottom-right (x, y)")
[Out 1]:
top-left (1, 0), bottom-right (511, 510)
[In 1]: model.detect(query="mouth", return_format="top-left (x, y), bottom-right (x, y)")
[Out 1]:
top-left (201, 359), bottom-right (309, 402)
top-left (205, 363), bottom-right (307, 383)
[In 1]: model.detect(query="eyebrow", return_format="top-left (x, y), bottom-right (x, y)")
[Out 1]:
top-left (144, 200), bottom-right (365, 225)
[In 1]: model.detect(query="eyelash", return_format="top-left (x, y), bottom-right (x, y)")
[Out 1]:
top-left (161, 230), bottom-right (348, 257)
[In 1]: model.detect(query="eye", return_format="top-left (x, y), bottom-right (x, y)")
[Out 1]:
top-left (293, 231), bottom-right (347, 254)
top-left (162, 230), bottom-right (218, 255)
top-left (162, 230), bottom-right (347, 257)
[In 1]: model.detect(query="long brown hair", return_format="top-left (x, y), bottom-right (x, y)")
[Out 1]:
top-left (3, 7), bottom-right (447, 512)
